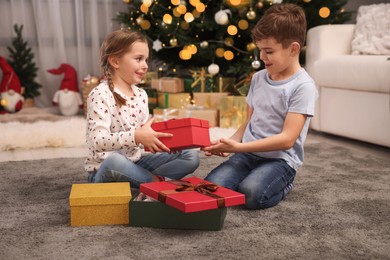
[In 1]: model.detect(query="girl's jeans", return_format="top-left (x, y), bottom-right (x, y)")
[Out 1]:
top-left (205, 152), bottom-right (296, 210)
top-left (88, 149), bottom-right (200, 188)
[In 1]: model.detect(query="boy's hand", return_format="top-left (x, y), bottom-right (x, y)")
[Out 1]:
top-left (202, 139), bottom-right (232, 157)
top-left (135, 118), bottom-right (172, 153)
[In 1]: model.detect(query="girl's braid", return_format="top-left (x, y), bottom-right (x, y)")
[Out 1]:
top-left (103, 63), bottom-right (126, 107)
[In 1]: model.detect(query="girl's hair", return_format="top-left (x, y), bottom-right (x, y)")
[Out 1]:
top-left (100, 30), bottom-right (148, 107)
top-left (251, 3), bottom-right (306, 49)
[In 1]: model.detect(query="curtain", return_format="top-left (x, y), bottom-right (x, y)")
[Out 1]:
top-left (0, 0), bottom-right (126, 107)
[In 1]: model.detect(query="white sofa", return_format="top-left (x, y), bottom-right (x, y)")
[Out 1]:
top-left (306, 24), bottom-right (390, 147)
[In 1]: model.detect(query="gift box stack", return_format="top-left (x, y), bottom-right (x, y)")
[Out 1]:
top-left (69, 118), bottom-right (245, 230)
top-left (140, 68), bottom-right (249, 129)
top-left (69, 176), bottom-right (245, 230)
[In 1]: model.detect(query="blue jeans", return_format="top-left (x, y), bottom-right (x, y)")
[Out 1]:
top-left (88, 149), bottom-right (200, 188)
top-left (205, 153), bottom-right (296, 210)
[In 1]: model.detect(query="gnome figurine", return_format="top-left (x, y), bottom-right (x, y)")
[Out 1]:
top-left (0, 56), bottom-right (24, 113)
top-left (48, 63), bottom-right (83, 116)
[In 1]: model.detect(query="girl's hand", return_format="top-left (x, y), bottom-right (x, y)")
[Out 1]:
top-left (135, 118), bottom-right (172, 153)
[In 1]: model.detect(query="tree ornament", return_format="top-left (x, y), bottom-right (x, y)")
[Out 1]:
top-left (170, 37), bottom-right (178, 47)
top-left (257, 2), bottom-right (264, 9)
top-left (200, 41), bottom-right (209, 48)
top-left (153, 39), bottom-right (163, 52)
top-left (246, 9), bottom-right (256, 20)
top-left (214, 9), bottom-right (231, 25)
top-left (251, 60), bottom-right (261, 69)
top-left (208, 63), bottom-right (220, 75)
top-left (246, 42), bottom-right (256, 51)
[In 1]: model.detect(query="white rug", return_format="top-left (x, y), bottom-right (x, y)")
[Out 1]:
top-left (0, 113), bottom-right (236, 151)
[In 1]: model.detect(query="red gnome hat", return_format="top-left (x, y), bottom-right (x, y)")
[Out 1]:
top-left (0, 56), bottom-right (22, 95)
top-left (47, 63), bottom-right (79, 92)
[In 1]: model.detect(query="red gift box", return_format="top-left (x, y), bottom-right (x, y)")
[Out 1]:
top-left (148, 118), bottom-right (211, 151)
top-left (140, 176), bottom-right (246, 213)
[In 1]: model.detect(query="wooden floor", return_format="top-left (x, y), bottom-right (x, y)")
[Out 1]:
top-left (1, 130), bottom-right (389, 162)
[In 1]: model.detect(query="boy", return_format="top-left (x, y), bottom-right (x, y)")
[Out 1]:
top-left (203, 4), bottom-right (317, 210)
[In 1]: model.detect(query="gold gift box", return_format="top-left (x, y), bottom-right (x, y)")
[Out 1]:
top-left (192, 92), bottom-right (229, 109)
top-left (219, 96), bottom-right (247, 129)
top-left (157, 92), bottom-right (191, 108)
top-left (151, 77), bottom-right (184, 93)
top-left (69, 182), bottom-right (131, 226)
top-left (178, 108), bottom-right (219, 127)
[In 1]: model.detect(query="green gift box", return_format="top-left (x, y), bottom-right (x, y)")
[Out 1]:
top-left (129, 194), bottom-right (227, 230)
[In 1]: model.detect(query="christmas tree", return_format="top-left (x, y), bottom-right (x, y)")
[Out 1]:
top-left (7, 24), bottom-right (42, 99)
top-left (116, 0), bottom-right (352, 80)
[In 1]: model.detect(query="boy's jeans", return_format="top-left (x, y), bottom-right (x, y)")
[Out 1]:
top-left (88, 149), bottom-right (199, 188)
top-left (205, 152), bottom-right (296, 210)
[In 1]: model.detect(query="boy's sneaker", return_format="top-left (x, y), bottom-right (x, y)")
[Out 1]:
top-left (283, 183), bottom-right (294, 198)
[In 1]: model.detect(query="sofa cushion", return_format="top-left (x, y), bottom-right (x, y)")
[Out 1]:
top-left (314, 55), bottom-right (390, 94)
top-left (351, 3), bottom-right (390, 55)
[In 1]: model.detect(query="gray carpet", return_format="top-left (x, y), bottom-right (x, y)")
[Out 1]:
top-left (1, 140), bottom-right (390, 259)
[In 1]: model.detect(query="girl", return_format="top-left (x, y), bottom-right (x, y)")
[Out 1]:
top-left (84, 30), bottom-right (199, 187)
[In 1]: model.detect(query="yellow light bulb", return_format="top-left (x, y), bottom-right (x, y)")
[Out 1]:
top-left (177, 5), bottom-right (187, 14)
top-left (196, 3), bottom-right (206, 13)
top-left (179, 49), bottom-right (192, 60)
top-left (140, 4), bottom-right (149, 14)
top-left (190, 0), bottom-right (200, 7)
top-left (224, 50), bottom-right (234, 60)
top-left (187, 44), bottom-right (197, 54)
top-left (319, 7), bottom-right (330, 18)
top-left (227, 25), bottom-right (238, 36)
top-left (163, 14), bottom-right (173, 24)
top-left (143, 0), bottom-right (152, 7)
top-left (238, 19), bottom-right (249, 30)
top-left (184, 12), bottom-right (194, 23)
top-left (171, 0), bottom-right (180, 5)
top-left (215, 48), bottom-right (225, 57)
top-left (140, 20), bottom-right (151, 30)
top-left (230, 0), bottom-right (241, 6)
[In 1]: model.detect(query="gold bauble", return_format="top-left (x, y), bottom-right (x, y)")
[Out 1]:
top-left (200, 41), bottom-right (209, 48)
top-left (246, 9), bottom-right (256, 20)
top-left (170, 37), bottom-right (178, 46)
top-left (246, 42), bottom-right (256, 51)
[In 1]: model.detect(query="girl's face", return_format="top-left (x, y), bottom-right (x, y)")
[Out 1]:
top-left (113, 41), bottom-right (149, 86)
top-left (256, 37), bottom-right (296, 81)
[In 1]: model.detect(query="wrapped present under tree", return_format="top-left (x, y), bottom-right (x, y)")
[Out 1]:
top-left (220, 96), bottom-right (247, 129)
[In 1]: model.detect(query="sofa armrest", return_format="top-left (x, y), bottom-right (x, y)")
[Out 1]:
top-left (306, 24), bottom-right (355, 78)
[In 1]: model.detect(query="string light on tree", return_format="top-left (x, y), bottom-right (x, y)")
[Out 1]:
top-left (319, 7), bottom-right (331, 18)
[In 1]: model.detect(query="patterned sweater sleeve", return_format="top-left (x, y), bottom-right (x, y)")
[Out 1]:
top-left (86, 88), bottom-right (137, 153)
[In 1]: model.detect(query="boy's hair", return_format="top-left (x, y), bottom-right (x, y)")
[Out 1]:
top-left (100, 30), bottom-right (148, 107)
top-left (251, 3), bottom-right (306, 49)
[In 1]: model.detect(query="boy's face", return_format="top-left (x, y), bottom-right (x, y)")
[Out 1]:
top-left (256, 37), bottom-right (298, 81)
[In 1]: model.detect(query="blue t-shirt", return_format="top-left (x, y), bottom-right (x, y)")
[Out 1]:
top-left (242, 68), bottom-right (317, 170)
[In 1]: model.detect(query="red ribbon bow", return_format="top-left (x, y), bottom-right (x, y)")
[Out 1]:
top-left (157, 180), bottom-right (226, 208)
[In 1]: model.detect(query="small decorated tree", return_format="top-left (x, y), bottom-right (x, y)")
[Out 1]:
top-left (7, 24), bottom-right (42, 100)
